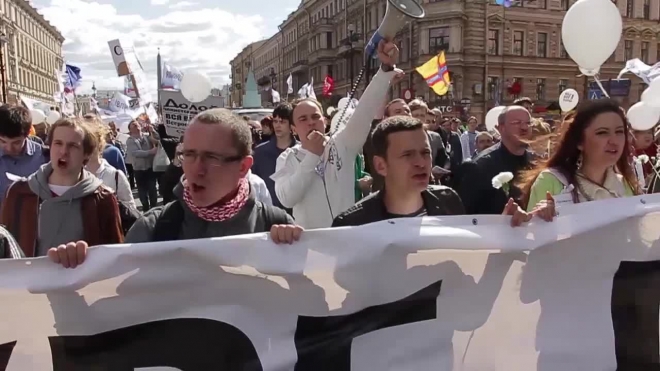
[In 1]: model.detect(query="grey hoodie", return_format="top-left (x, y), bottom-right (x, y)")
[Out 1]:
top-left (126, 180), bottom-right (294, 243)
top-left (27, 163), bottom-right (105, 256)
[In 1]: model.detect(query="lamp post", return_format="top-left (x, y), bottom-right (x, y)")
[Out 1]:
top-left (269, 68), bottom-right (277, 106)
top-left (0, 32), bottom-right (8, 103)
top-left (346, 24), bottom-right (357, 89)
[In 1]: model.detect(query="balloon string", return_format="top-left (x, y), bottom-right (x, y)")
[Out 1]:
top-left (594, 75), bottom-right (610, 98)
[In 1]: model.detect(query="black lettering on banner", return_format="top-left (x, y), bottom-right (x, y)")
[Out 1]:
top-left (164, 98), bottom-right (179, 108)
top-left (293, 281), bottom-right (441, 370)
top-left (48, 318), bottom-right (263, 371)
top-left (611, 260), bottom-right (660, 369)
top-left (0, 341), bottom-right (16, 371)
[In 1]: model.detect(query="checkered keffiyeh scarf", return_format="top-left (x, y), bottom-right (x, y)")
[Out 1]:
top-left (182, 178), bottom-right (249, 222)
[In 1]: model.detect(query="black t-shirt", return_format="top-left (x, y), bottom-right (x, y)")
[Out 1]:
top-left (385, 206), bottom-right (428, 220)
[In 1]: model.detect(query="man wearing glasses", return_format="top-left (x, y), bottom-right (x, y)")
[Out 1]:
top-left (454, 106), bottom-right (533, 215)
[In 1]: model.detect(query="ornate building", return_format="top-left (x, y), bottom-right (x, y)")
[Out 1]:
top-left (0, 0), bottom-right (64, 106)
top-left (231, 0), bottom-right (654, 118)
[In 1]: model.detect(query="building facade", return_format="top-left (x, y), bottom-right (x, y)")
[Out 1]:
top-left (230, 0), bottom-right (658, 118)
top-left (0, 0), bottom-right (64, 107)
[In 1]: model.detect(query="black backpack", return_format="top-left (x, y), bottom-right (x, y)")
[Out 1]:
top-left (114, 172), bottom-right (141, 234)
top-left (152, 200), bottom-right (291, 242)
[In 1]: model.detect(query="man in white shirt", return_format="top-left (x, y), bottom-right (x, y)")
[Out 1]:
top-left (272, 39), bottom-right (401, 229)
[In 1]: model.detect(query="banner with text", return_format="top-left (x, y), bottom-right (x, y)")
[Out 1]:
top-left (1, 195), bottom-right (660, 370)
top-left (159, 89), bottom-right (225, 137)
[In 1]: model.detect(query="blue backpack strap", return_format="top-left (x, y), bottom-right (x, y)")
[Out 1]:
top-left (152, 201), bottom-right (185, 242)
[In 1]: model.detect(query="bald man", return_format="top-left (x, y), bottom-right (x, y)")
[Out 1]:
top-left (453, 105), bottom-right (534, 215)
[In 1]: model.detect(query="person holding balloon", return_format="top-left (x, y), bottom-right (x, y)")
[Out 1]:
top-left (519, 99), bottom-right (639, 213)
top-left (0, 105), bottom-right (47, 207)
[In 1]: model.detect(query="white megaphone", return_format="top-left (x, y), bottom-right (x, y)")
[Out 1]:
top-left (364, 0), bottom-right (425, 61)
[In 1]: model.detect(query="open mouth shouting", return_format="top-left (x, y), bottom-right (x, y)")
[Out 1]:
top-left (56, 158), bottom-right (68, 169)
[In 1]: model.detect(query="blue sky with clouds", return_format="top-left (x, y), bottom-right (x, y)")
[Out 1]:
top-left (31, 0), bottom-right (301, 93)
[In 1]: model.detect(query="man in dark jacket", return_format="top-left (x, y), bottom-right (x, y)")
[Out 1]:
top-left (454, 106), bottom-right (533, 215)
top-left (333, 115), bottom-right (532, 227)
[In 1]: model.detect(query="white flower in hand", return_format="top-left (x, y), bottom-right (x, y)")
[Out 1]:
top-left (492, 171), bottom-right (514, 195)
top-left (637, 154), bottom-right (650, 164)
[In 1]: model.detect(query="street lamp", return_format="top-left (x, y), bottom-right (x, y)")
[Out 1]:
top-left (269, 68), bottom-right (276, 89)
top-left (345, 24), bottom-right (357, 89)
top-left (0, 32), bottom-right (8, 103)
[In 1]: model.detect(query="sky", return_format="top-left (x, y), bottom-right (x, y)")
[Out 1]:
top-left (31, 0), bottom-right (301, 94)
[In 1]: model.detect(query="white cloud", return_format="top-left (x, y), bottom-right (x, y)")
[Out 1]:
top-left (36, 0), bottom-right (268, 94)
top-left (169, 1), bottom-right (197, 10)
top-left (151, 0), bottom-right (169, 5)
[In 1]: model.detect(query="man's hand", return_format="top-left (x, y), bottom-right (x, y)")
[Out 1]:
top-left (502, 198), bottom-right (532, 227)
top-left (270, 225), bottom-right (303, 245)
top-left (47, 241), bottom-right (88, 269)
top-left (391, 69), bottom-right (406, 85)
top-left (302, 130), bottom-right (326, 156)
top-left (377, 39), bottom-right (399, 68)
top-left (358, 176), bottom-right (373, 192)
top-left (531, 192), bottom-right (556, 222)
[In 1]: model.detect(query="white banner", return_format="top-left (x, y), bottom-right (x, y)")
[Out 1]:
top-left (159, 89), bottom-right (225, 137)
top-left (107, 39), bottom-right (129, 77)
top-left (1, 195), bottom-right (660, 370)
top-left (161, 61), bottom-right (183, 90)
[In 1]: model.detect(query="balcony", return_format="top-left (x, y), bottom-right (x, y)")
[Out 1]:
top-left (309, 48), bottom-right (336, 64)
top-left (291, 59), bottom-right (308, 74)
top-left (311, 17), bottom-right (334, 34)
top-left (336, 36), bottom-right (364, 57)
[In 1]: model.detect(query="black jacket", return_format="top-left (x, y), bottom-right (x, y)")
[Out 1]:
top-left (332, 185), bottom-right (465, 227)
top-left (454, 142), bottom-right (533, 215)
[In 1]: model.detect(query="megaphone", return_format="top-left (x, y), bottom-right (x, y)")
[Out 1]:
top-left (365, 0), bottom-right (425, 61)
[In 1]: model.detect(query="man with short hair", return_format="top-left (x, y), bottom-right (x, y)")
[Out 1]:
top-left (252, 103), bottom-right (297, 210)
top-left (0, 105), bottom-right (46, 203)
top-left (125, 108), bottom-right (300, 243)
top-left (460, 116), bottom-right (479, 161)
top-left (332, 115), bottom-right (534, 227)
top-left (408, 99), bottom-right (449, 177)
top-left (474, 131), bottom-right (494, 158)
top-left (455, 105), bottom-right (533, 215)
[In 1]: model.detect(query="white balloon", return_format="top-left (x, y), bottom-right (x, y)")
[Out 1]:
top-left (641, 79), bottom-right (660, 108)
top-left (485, 106), bottom-right (506, 131)
top-left (30, 110), bottom-right (46, 125)
top-left (337, 97), bottom-right (358, 111)
top-left (627, 101), bottom-right (660, 131)
top-left (180, 71), bottom-right (212, 103)
top-left (579, 66), bottom-right (600, 77)
top-left (562, 0), bottom-right (622, 72)
top-left (558, 89), bottom-right (580, 112)
top-left (45, 110), bottom-right (61, 125)
top-left (331, 108), bottom-right (354, 133)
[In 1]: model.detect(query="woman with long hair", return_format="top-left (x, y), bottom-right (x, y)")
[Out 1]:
top-left (520, 99), bottom-right (639, 211)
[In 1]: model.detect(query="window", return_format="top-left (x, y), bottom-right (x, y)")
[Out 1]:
top-left (537, 32), bottom-right (547, 58)
top-left (538, 0), bottom-right (547, 8)
top-left (626, 0), bottom-right (633, 17)
top-left (560, 41), bottom-right (568, 58)
top-left (512, 31), bottom-right (524, 56)
top-left (642, 42), bottom-right (649, 63)
top-left (488, 76), bottom-right (500, 100)
top-left (657, 43), bottom-right (660, 63)
top-left (536, 78), bottom-right (546, 101)
top-left (558, 79), bottom-right (568, 93)
top-left (488, 29), bottom-right (499, 55)
top-left (644, 0), bottom-right (650, 19)
top-left (428, 27), bottom-right (449, 52)
top-left (561, 0), bottom-right (569, 10)
top-left (625, 40), bottom-right (634, 61)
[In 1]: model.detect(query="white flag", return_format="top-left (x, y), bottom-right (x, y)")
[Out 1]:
top-left (307, 77), bottom-right (316, 100)
top-left (617, 58), bottom-right (660, 85)
top-left (286, 74), bottom-right (293, 94)
top-left (272, 89), bottom-right (281, 103)
top-left (297, 83), bottom-right (309, 98)
top-left (161, 61), bottom-right (183, 90)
